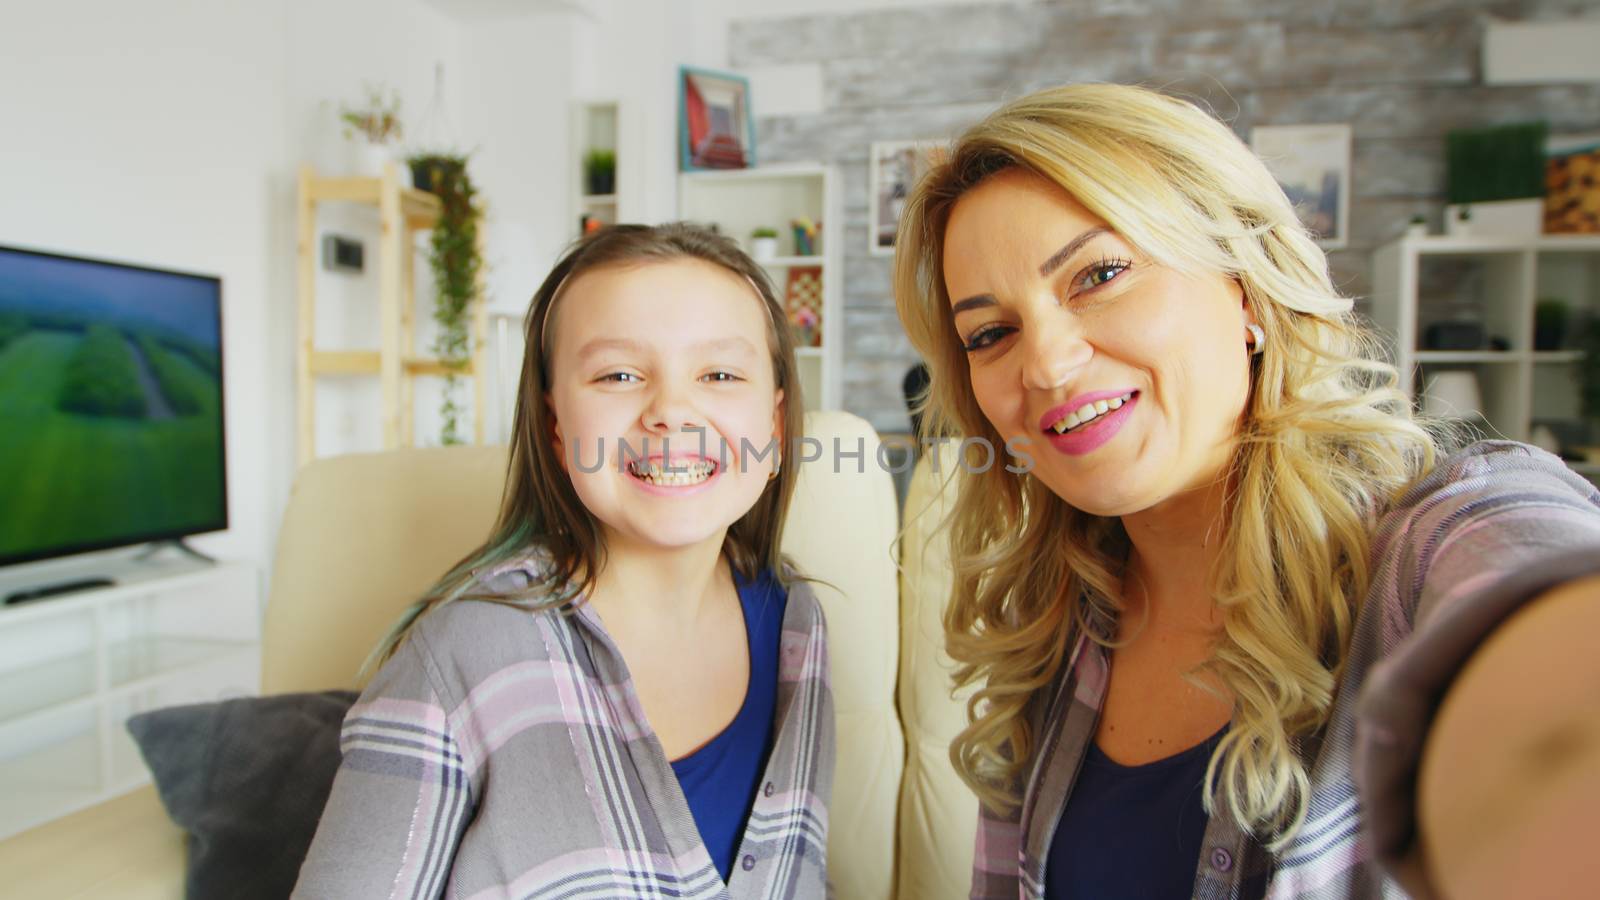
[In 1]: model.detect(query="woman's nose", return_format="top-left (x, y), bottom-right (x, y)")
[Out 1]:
top-left (1020, 308), bottom-right (1092, 392)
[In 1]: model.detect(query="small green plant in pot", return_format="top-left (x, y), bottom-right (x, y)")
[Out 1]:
top-left (750, 227), bottom-right (780, 261)
top-left (1535, 298), bottom-right (1569, 351)
top-left (408, 152), bottom-right (482, 444)
top-left (584, 149), bottom-right (616, 196)
top-left (340, 82), bottom-right (404, 177)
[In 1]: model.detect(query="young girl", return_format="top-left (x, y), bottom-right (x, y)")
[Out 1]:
top-left (294, 224), bottom-right (832, 899)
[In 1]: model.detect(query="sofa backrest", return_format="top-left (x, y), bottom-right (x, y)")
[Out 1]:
top-left (262, 442), bottom-right (507, 694)
top-left (260, 410), bottom-right (906, 899)
top-left (780, 411), bottom-right (904, 900)
top-left (896, 449), bottom-right (979, 899)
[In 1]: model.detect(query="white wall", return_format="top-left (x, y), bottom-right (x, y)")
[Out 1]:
top-left (0, 1), bottom-right (291, 579)
top-left (0, 0), bottom-right (465, 587)
top-left (0, 0), bottom-right (946, 589)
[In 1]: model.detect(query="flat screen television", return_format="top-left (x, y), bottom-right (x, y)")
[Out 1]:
top-left (0, 244), bottom-right (226, 567)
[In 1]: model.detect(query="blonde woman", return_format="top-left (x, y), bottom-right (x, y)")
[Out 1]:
top-left (894, 84), bottom-right (1600, 899)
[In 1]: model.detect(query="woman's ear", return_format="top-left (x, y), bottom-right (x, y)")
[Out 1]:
top-left (1235, 279), bottom-right (1260, 327)
top-left (771, 388), bottom-right (785, 443)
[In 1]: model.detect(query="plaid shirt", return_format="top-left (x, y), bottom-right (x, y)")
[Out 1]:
top-left (295, 559), bottom-right (833, 900)
top-left (970, 442), bottom-right (1600, 899)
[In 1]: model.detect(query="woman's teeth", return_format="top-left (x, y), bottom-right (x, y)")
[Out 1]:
top-left (1049, 392), bottom-right (1134, 434)
top-left (629, 459), bottom-right (715, 486)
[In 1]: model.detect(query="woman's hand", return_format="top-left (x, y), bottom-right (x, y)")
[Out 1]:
top-left (1419, 574), bottom-right (1600, 899)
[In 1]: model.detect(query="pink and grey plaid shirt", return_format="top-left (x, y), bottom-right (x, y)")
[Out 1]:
top-left (969, 442), bottom-right (1600, 899)
top-left (295, 559), bottom-right (833, 900)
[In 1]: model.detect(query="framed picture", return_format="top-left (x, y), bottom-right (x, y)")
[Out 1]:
top-left (1545, 132), bottom-right (1600, 233)
top-left (679, 66), bottom-right (755, 171)
top-left (870, 140), bottom-right (941, 256)
top-left (1250, 124), bottom-right (1352, 250)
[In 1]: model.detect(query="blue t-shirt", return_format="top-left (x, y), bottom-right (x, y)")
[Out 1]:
top-left (669, 567), bottom-right (788, 884)
top-left (1045, 725), bottom-right (1226, 899)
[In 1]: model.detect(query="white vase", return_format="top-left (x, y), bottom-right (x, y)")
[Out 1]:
top-left (1422, 371), bottom-right (1485, 420)
top-left (751, 237), bottom-right (779, 261)
top-left (354, 141), bottom-right (396, 178)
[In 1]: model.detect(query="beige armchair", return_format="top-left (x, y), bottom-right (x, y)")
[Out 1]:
top-left (0, 411), bottom-right (975, 899)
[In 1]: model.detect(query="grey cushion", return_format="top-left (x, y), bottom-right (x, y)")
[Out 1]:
top-left (126, 691), bottom-right (357, 900)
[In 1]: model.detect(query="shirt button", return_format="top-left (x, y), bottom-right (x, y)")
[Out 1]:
top-left (741, 854), bottom-right (756, 872)
top-left (762, 781), bottom-right (775, 798)
top-left (1210, 847), bottom-right (1234, 873)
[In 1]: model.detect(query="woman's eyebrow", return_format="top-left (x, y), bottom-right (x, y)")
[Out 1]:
top-left (1038, 226), bottom-right (1111, 277)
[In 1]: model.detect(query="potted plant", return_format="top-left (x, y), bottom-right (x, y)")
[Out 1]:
top-left (1535, 298), bottom-right (1569, 351)
top-left (340, 83), bottom-right (404, 178)
top-left (409, 152), bottom-right (481, 445)
top-left (1444, 121), bottom-right (1547, 236)
top-left (750, 227), bottom-right (780, 261)
top-left (584, 149), bottom-right (616, 196)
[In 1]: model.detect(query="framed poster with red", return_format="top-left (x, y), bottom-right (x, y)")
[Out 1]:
top-left (678, 66), bottom-right (755, 171)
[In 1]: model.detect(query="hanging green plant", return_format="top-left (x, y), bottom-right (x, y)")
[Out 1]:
top-left (410, 152), bottom-right (481, 445)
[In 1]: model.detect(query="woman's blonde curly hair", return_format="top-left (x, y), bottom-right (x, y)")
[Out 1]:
top-left (894, 83), bottom-right (1442, 846)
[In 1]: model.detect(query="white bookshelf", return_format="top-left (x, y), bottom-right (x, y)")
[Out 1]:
top-left (1371, 233), bottom-right (1600, 479)
top-left (677, 163), bottom-right (843, 412)
top-left (0, 559), bottom-right (261, 838)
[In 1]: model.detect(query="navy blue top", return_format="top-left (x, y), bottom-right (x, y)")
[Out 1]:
top-left (670, 568), bottom-right (788, 884)
top-left (1045, 725), bottom-right (1226, 899)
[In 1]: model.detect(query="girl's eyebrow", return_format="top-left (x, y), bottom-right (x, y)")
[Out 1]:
top-left (577, 337), bottom-right (646, 361)
top-left (694, 337), bottom-right (760, 358)
top-left (576, 336), bottom-right (760, 361)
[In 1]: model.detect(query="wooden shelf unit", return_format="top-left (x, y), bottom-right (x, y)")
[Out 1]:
top-left (296, 163), bottom-right (488, 466)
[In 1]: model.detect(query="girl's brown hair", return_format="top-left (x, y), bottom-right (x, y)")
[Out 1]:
top-left (367, 223), bottom-right (805, 671)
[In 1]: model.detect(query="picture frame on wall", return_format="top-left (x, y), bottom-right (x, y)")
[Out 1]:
top-left (679, 66), bottom-right (755, 171)
top-left (1250, 124), bottom-right (1352, 250)
top-left (870, 140), bottom-right (941, 256)
top-left (1545, 132), bottom-right (1600, 233)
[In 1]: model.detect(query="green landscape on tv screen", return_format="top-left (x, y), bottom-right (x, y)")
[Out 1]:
top-left (0, 247), bottom-right (225, 564)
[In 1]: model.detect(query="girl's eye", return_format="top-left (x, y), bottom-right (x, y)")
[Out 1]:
top-left (962, 324), bottom-right (1015, 353)
top-left (597, 372), bottom-right (641, 384)
top-left (702, 371), bottom-right (742, 383)
top-left (1073, 258), bottom-right (1131, 294)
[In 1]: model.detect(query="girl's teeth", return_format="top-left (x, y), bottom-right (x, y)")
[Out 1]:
top-left (1108, 397), bottom-right (1124, 410)
top-left (1094, 400), bottom-right (1109, 415)
top-left (631, 460), bottom-right (714, 485)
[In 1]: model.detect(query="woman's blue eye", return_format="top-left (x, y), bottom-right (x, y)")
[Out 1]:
top-left (1076, 259), bottom-right (1130, 292)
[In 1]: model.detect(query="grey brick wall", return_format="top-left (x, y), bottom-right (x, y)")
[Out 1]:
top-left (730, 0), bottom-right (1600, 431)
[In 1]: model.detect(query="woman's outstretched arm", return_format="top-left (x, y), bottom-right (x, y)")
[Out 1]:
top-left (1420, 574), bottom-right (1600, 900)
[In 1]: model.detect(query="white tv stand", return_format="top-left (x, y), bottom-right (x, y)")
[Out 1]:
top-left (0, 557), bottom-right (260, 839)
